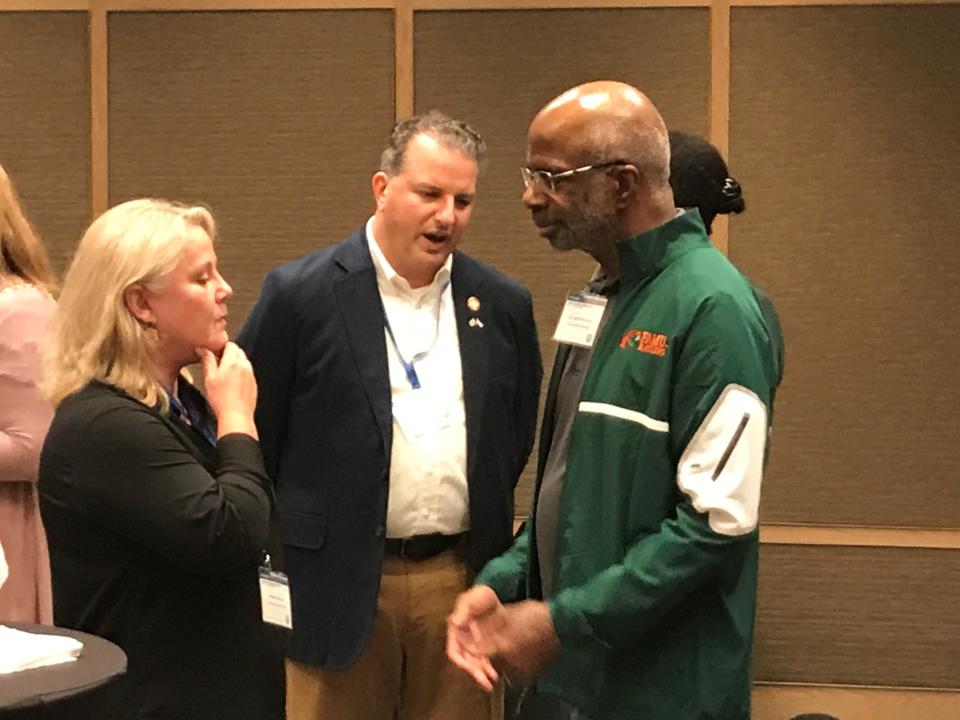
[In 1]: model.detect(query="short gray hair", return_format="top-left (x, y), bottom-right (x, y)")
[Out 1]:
top-left (580, 114), bottom-right (671, 189)
top-left (379, 110), bottom-right (486, 176)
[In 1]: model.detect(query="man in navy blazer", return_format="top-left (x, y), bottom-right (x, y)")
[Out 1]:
top-left (238, 111), bottom-right (541, 720)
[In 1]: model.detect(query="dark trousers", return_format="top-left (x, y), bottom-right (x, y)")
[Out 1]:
top-left (509, 688), bottom-right (595, 720)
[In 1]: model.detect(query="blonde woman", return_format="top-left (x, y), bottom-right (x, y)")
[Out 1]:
top-left (39, 199), bottom-right (282, 719)
top-left (0, 163), bottom-right (56, 624)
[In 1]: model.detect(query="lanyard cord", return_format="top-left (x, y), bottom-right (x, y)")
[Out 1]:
top-left (167, 388), bottom-right (217, 446)
top-left (383, 279), bottom-right (451, 390)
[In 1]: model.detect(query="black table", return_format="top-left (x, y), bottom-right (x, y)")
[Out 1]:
top-left (0, 623), bottom-right (126, 720)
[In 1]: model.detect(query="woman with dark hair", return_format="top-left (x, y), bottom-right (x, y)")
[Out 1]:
top-left (669, 131), bottom-right (785, 383)
top-left (668, 131), bottom-right (746, 233)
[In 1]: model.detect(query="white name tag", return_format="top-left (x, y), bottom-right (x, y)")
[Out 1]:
top-left (259, 569), bottom-right (292, 629)
top-left (552, 292), bottom-right (608, 348)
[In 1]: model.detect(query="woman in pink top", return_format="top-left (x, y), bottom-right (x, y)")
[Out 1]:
top-left (0, 162), bottom-right (57, 623)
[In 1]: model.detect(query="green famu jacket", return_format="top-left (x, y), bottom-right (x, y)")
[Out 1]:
top-left (478, 210), bottom-right (782, 720)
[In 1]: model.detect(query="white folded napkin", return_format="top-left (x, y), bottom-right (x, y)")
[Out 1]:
top-left (0, 625), bottom-right (84, 674)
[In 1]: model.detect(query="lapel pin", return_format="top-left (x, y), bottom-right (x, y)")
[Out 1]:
top-left (467, 296), bottom-right (481, 312)
top-left (468, 317), bottom-right (484, 329)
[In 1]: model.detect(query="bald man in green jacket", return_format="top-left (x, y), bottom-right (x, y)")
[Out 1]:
top-left (448, 82), bottom-right (782, 720)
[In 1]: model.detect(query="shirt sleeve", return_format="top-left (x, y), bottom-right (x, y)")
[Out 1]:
top-left (0, 290), bottom-right (54, 483)
top-left (59, 400), bottom-right (273, 579)
top-left (549, 291), bottom-right (774, 654)
top-left (475, 522), bottom-right (531, 603)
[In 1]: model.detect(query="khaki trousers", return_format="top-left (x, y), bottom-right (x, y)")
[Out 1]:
top-left (286, 549), bottom-right (502, 720)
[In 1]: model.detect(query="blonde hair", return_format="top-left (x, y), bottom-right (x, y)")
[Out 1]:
top-left (44, 198), bottom-right (216, 409)
top-left (0, 163), bottom-right (57, 293)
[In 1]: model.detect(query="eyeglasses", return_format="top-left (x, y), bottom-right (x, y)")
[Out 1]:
top-left (520, 161), bottom-right (625, 193)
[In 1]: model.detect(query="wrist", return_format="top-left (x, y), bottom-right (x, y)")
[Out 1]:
top-left (216, 411), bottom-right (258, 440)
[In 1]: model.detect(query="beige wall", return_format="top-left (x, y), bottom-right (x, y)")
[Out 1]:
top-left (2, 1), bottom-right (957, 716)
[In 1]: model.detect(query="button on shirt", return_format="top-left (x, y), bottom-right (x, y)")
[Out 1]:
top-left (366, 218), bottom-right (469, 539)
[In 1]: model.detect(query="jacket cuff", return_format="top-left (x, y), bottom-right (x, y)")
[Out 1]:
top-left (217, 433), bottom-right (269, 479)
top-left (548, 589), bottom-right (612, 657)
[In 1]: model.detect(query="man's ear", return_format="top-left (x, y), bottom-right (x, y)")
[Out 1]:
top-left (124, 284), bottom-right (156, 327)
top-left (371, 171), bottom-right (390, 208)
top-left (613, 164), bottom-right (642, 208)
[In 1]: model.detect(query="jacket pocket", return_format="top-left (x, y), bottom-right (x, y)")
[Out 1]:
top-left (278, 511), bottom-right (326, 549)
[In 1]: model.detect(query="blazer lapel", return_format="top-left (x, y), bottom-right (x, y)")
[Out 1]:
top-left (451, 254), bottom-right (488, 482)
top-left (333, 230), bottom-right (392, 451)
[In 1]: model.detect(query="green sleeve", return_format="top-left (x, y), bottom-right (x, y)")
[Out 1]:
top-left (474, 522), bottom-right (531, 603)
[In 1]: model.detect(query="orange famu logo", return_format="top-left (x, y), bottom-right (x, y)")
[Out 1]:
top-left (619, 328), bottom-right (668, 357)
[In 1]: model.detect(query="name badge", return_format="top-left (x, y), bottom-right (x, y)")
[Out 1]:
top-left (552, 292), bottom-right (607, 348)
top-left (259, 563), bottom-right (292, 629)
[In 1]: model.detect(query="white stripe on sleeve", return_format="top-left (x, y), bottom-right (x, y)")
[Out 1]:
top-left (677, 384), bottom-right (768, 536)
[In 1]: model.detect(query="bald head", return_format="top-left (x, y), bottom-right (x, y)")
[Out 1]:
top-left (522, 82), bottom-right (676, 272)
top-left (530, 81), bottom-right (671, 189)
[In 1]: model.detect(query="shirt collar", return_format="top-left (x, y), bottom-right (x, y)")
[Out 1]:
top-left (586, 266), bottom-right (620, 296)
top-left (617, 208), bottom-right (713, 283)
top-left (365, 217), bottom-right (453, 297)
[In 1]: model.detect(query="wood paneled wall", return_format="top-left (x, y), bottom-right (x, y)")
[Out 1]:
top-left (1, 1), bottom-right (957, 716)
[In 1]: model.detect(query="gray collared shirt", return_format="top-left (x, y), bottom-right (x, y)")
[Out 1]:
top-left (536, 269), bottom-right (619, 598)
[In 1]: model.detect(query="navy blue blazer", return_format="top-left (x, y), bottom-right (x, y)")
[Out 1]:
top-left (237, 226), bottom-right (542, 669)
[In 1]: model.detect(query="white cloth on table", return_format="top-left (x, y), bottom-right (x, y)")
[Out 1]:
top-left (0, 625), bottom-right (83, 674)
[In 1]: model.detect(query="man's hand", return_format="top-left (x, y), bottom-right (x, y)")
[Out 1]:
top-left (446, 585), bottom-right (502, 691)
top-left (480, 600), bottom-right (560, 686)
top-left (447, 587), bottom-right (561, 691)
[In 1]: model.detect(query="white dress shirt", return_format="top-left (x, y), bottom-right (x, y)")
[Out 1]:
top-left (366, 218), bottom-right (469, 539)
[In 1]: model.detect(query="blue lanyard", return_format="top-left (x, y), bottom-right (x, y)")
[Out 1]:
top-left (383, 279), bottom-right (450, 390)
top-left (167, 388), bottom-right (217, 447)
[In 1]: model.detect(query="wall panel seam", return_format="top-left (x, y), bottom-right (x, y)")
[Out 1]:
top-left (732, 0), bottom-right (960, 5)
top-left (515, 519), bottom-right (960, 549)
top-left (708, 0), bottom-right (730, 255)
top-left (412, 1), bottom-right (710, 7)
top-left (0, 2), bottom-right (90, 9)
top-left (4, 1), bottom-right (960, 10)
top-left (754, 680), bottom-right (960, 693)
top-left (91, 0), bottom-right (108, 218)
top-left (760, 524), bottom-right (960, 549)
top-left (395, 0), bottom-right (413, 119)
top-left (98, 1), bottom-right (395, 9)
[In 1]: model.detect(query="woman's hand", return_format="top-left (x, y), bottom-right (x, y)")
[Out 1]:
top-left (197, 342), bottom-right (259, 440)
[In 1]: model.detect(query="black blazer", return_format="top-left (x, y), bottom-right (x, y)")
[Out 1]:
top-left (237, 226), bottom-right (542, 669)
top-left (38, 382), bottom-right (283, 720)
